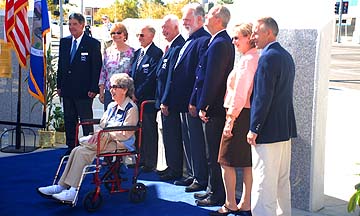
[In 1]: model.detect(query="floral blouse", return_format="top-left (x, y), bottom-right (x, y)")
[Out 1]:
top-left (99, 45), bottom-right (135, 90)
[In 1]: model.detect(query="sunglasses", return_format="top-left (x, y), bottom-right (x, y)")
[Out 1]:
top-left (110, 31), bottom-right (122, 35)
top-left (110, 85), bottom-right (123, 89)
top-left (136, 33), bottom-right (145, 38)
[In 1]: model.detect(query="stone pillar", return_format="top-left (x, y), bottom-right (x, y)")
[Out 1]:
top-left (227, 0), bottom-right (332, 212)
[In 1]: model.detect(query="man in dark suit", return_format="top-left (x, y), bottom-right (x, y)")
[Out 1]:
top-left (190, 5), bottom-right (235, 207)
top-left (131, 25), bottom-right (163, 172)
top-left (161, 3), bottom-right (210, 193)
top-left (155, 14), bottom-right (186, 181)
top-left (247, 17), bottom-right (297, 216)
top-left (56, 13), bottom-right (102, 155)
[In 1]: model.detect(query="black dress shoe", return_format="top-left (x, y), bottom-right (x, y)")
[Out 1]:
top-left (195, 195), bottom-right (224, 207)
top-left (209, 205), bottom-right (239, 216)
top-left (194, 192), bottom-right (210, 200)
top-left (185, 182), bottom-right (206, 192)
top-left (159, 172), bottom-right (182, 181)
top-left (174, 176), bottom-right (194, 186)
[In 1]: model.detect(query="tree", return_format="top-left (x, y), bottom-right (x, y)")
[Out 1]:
top-left (0, 0), bottom-right (5, 9)
top-left (164, 0), bottom-right (195, 19)
top-left (138, 0), bottom-right (167, 19)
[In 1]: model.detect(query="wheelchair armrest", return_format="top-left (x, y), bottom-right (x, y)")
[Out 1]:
top-left (79, 119), bottom-right (101, 125)
top-left (102, 125), bottom-right (140, 132)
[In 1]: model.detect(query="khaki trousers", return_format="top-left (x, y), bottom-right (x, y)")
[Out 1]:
top-left (251, 139), bottom-right (292, 216)
top-left (58, 138), bottom-right (123, 188)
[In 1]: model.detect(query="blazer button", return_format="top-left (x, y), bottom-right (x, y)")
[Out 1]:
top-left (68, 70), bottom-right (72, 74)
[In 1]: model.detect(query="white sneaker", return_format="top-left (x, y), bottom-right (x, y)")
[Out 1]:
top-left (37, 185), bottom-right (65, 197)
top-left (52, 189), bottom-right (76, 202)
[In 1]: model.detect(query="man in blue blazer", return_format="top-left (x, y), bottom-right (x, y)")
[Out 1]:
top-left (161, 3), bottom-right (210, 192)
top-left (131, 25), bottom-right (163, 172)
top-left (191, 5), bottom-right (235, 207)
top-left (56, 13), bottom-right (102, 155)
top-left (247, 17), bottom-right (297, 216)
top-left (155, 14), bottom-right (186, 181)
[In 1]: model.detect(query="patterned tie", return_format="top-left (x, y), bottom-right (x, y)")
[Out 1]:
top-left (70, 40), bottom-right (77, 63)
top-left (136, 50), bottom-right (145, 69)
top-left (164, 45), bottom-right (169, 53)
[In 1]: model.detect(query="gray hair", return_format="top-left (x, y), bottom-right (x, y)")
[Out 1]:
top-left (68, 13), bottom-right (85, 25)
top-left (257, 17), bottom-right (279, 37)
top-left (110, 73), bottom-right (134, 98)
top-left (162, 14), bottom-right (179, 27)
top-left (144, 25), bottom-right (156, 35)
top-left (182, 3), bottom-right (206, 22)
top-left (213, 5), bottom-right (231, 28)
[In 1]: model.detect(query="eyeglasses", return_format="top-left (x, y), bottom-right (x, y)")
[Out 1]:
top-left (136, 33), bottom-right (145, 38)
top-left (110, 31), bottom-right (122, 35)
top-left (110, 85), bottom-right (123, 89)
top-left (232, 36), bottom-right (239, 41)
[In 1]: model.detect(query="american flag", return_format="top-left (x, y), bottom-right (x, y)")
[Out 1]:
top-left (5, 0), bottom-right (31, 68)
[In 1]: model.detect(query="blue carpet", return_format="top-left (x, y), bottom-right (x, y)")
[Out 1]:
top-left (0, 149), bottom-right (221, 215)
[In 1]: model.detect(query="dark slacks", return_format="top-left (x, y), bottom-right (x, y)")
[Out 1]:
top-left (180, 112), bottom-right (208, 186)
top-left (202, 116), bottom-right (225, 199)
top-left (140, 111), bottom-right (158, 168)
top-left (63, 97), bottom-right (94, 148)
top-left (162, 110), bottom-right (183, 175)
top-left (103, 90), bottom-right (113, 111)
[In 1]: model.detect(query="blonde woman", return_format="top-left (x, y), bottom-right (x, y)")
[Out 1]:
top-left (210, 23), bottom-right (259, 216)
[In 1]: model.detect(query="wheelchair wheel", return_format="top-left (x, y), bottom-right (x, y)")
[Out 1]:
top-left (129, 182), bottom-right (146, 203)
top-left (83, 191), bottom-right (103, 212)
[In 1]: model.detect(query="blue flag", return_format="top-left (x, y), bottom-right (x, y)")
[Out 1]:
top-left (29, 0), bottom-right (50, 104)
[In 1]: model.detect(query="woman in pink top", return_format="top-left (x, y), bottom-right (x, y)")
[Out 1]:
top-left (212, 23), bottom-right (259, 216)
top-left (98, 22), bottom-right (135, 110)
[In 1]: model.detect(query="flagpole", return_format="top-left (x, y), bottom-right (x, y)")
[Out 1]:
top-left (15, 64), bottom-right (22, 149)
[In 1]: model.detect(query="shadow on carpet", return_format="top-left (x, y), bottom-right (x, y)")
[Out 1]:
top-left (0, 149), bottom-right (219, 215)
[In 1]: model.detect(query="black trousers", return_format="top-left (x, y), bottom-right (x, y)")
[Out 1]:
top-left (63, 97), bottom-right (94, 148)
top-left (162, 111), bottom-right (183, 175)
top-left (180, 112), bottom-right (208, 186)
top-left (140, 111), bottom-right (158, 168)
top-left (202, 116), bottom-right (225, 200)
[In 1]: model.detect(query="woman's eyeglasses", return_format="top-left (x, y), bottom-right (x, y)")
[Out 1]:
top-left (136, 33), bottom-right (145, 38)
top-left (110, 85), bottom-right (123, 89)
top-left (110, 31), bottom-right (122, 35)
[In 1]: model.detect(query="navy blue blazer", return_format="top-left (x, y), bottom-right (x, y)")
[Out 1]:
top-left (155, 35), bottom-right (186, 109)
top-left (190, 30), bottom-right (235, 117)
top-left (250, 42), bottom-right (297, 144)
top-left (131, 43), bottom-right (163, 104)
top-left (57, 34), bottom-right (102, 98)
top-left (161, 27), bottom-right (210, 112)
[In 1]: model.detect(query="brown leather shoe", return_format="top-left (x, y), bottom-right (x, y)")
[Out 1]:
top-left (185, 182), bottom-right (206, 192)
top-left (194, 192), bottom-right (210, 200)
top-left (173, 176), bottom-right (194, 186)
top-left (195, 195), bottom-right (224, 207)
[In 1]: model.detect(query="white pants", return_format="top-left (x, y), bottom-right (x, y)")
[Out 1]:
top-left (251, 139), bottom-right (292, 216)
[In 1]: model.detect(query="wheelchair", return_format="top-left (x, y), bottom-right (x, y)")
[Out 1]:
top-left (51, 100), bottom-right (154, 212)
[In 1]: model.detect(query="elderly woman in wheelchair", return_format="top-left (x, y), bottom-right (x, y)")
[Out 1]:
top-left (37, 73), bottom-right (138, 203)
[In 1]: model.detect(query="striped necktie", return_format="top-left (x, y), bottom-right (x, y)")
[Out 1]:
top-left (70, 40), bottom-right (77, 63)
top-left (136, 50), bottom-right (145, 69)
